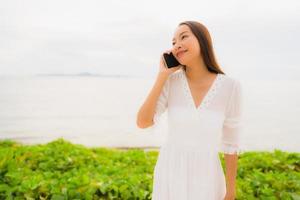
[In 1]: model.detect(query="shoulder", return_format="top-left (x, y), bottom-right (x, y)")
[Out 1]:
top-left (221, 74), bottom-right (242, 89)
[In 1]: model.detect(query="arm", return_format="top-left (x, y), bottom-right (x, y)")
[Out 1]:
top-left (136, 51), bottom-right (182, 129)
top-left (220, 80), bottom-right (243, 200)
top-left (136, 72), bottom-right (169, 129)
top-left (224, 154), bottom-right (238, 199)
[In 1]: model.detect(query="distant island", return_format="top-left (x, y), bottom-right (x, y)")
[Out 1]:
top-left (35, 72), bottom-right (133, 78)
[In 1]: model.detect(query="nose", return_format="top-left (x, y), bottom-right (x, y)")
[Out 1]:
top-left (174, 42), bottom-right (182, 50)
top-left (173, 43), bottom-right (182, 54)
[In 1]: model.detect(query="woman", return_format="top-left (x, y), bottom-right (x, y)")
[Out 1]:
top-left (136, 20), bottom-right (243, 200)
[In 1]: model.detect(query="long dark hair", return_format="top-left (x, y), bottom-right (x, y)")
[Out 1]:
top-left (178, 21), bottom-right (225, 75)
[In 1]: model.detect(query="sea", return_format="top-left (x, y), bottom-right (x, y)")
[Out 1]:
top-left (0, 74), bottom-right (299, 152)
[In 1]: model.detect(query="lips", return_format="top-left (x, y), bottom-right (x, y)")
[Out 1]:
top-left (176, 50), bottom-right (188, 58)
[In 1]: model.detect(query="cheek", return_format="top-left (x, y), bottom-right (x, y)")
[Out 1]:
top-left (190, 42), bottom-right (201, 55)
top-left (186, 41), bottom-right (200, 55)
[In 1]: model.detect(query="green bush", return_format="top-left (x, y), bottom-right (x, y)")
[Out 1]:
top-left (0, 138), bottom-right (299, 199)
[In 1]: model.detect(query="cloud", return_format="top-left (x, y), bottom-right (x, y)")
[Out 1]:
top-left (0, 0), bottom-right (299, 80)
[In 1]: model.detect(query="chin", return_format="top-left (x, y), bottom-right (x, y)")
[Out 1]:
top-left (178, 58), bottom-right (189, 66)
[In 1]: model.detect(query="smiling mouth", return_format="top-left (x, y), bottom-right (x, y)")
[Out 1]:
top-left (177, 50), bottom-right (188, 57)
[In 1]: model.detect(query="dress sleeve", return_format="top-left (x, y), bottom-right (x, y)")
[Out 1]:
top-left (219, 79), bottom-right (243, 155)
top-left (152, 77), bottom-right (170, 126)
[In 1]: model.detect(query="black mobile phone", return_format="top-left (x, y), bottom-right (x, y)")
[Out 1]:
top-left (163, 52), bottom-right (181, 68)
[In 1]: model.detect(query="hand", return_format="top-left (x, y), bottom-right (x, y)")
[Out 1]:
top-left (158, 49), bottom-right (183, 77)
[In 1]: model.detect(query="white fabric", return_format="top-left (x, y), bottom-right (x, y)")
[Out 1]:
top-left (151, 68), bottom-right (243, 200)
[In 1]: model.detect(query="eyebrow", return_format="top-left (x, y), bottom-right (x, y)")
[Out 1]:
top-left (172, 31), bottom-right (188, 41)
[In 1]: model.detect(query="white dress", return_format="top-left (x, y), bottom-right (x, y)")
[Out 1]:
top-left (151, 68), bottom-right (243, 200)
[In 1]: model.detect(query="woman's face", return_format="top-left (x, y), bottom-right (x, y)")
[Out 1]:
top-left (171, 25), bottom-right (200, 66)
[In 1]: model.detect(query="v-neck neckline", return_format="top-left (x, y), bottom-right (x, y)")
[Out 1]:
top-left (182, 69), bottom-right (220, 111)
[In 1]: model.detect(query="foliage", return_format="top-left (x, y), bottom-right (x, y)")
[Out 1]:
top-left (0, 138), bottom-right (299, 199)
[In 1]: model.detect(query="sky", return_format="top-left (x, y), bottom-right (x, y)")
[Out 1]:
top-left (0, 0), bottom-right (299, 80)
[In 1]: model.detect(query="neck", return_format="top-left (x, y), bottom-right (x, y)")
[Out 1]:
top-left (184, 57), bottom-right (212, 82)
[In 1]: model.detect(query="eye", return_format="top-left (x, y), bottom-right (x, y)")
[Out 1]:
top-left (172, 35), bottom-right (187, 45)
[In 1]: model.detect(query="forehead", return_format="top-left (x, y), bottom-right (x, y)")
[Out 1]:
top-left (172, 25), bottom-right (191, 41)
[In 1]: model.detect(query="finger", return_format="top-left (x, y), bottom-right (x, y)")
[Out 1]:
top-left (160, 55), bottom-right (166, 65)
top-left (163, 50), bottom-right (171, 54)
top-left (162, 57), bottom-right (167, 68)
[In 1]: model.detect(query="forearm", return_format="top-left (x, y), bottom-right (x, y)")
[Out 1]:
top-left (136, 72), bottom-right (168, 128)
top-left (224, 153), bottom-right (238, 193)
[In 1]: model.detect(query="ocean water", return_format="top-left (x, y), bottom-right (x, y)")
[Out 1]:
top-left (0, 75), bottom-right (299, 152)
